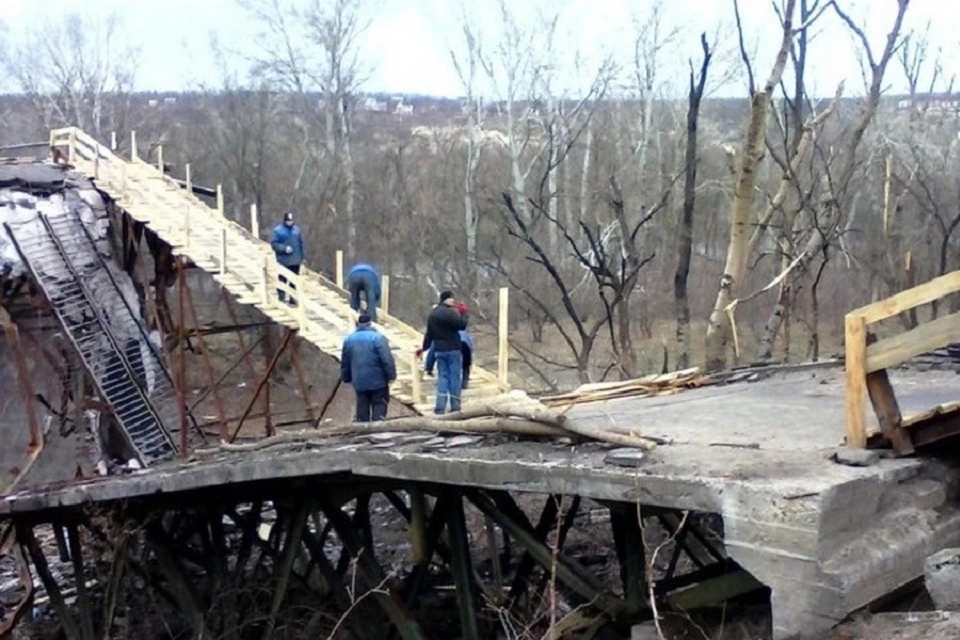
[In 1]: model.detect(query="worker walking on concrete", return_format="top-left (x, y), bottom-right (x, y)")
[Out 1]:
top-left (270, 212), bottom-right (305, 305)
top-left (341, 314), bottom-right (397, 422)
top-left (346, 262), bottom-right (381, 322)
top-left (417, 291), bottom-right (468, 414)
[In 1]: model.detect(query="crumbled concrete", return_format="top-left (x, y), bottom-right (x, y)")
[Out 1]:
top-left (926, 548), bottom-right (960, 610)
top-left (831, 448), bottom-right (881, 467)
top-left (630, 621), bottom-right (660, 639)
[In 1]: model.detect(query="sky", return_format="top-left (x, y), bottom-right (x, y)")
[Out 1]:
top-left (0, 0), bottom-right (955, 99)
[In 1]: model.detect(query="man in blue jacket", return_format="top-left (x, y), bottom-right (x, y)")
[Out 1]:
top-left (346, 262), bottom-right (381, 322)
top-left (270, 212), bottom-right (305, 305)
top-left (341, 314), bottom-right (397, 421)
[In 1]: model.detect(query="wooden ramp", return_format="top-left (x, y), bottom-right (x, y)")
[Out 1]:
top-left (50, 128), bottom-right (508, 415)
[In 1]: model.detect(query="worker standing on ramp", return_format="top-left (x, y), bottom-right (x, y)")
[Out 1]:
top-left (346, 262), bottom-right (382, 322)
top-left (417, 291), bottom-right (469, 414)
top-left (340, 314), bottom-right (397, 421)
top-left (269, 212), bottom-right (305, 305)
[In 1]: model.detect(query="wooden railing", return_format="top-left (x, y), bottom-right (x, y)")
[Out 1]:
top-left (845, 270), bottom-right (960, 452)
top-left (49, 127), bottom-right (511, 413)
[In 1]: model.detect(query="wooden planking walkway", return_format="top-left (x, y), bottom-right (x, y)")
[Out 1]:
top-left (51, 128), bottom-right (508, 414)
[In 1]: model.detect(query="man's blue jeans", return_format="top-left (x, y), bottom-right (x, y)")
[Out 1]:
top-left (347, 272), bottom-right (378, 321)
top-left (434, 350), bottom-right (463, 414)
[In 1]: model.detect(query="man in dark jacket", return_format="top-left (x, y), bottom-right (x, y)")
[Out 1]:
top-left (417, 291), bottom-right (468, 414)
top-left (341, 314), bottom-right (397, 421)
top-left (426, 329), bottom-right (474, 389)
top-left (347, 262), bottom-right (381, 322)
top-left (270, 212), bottom-right (306, 305)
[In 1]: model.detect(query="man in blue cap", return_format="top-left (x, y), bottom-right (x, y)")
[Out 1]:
top-left (270, 212), bottom-right (305, 305)
top-left (346, 262), bottom-right (381, 322)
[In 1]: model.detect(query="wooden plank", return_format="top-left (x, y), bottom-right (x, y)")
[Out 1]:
top-left (866, 309), bottom-right (960, 373)
top-left (498, 287), bottom-right (509, 387)
top-left (381, 275), bottom-right (390, 315)
top-left (850, 270), bottom-right (960, 324)
top-left (866, 370), bottom-right (913, 455)
top-left (335, 250), bottom-right (344, 289)
top-left (845, 314), bottom-right (868, 448)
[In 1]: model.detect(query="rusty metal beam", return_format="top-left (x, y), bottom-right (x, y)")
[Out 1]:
top-left (1, 307), bottom-right (42, 456)
top-left (288, 337), bottom-right (318, 425)
top-left (229, 328), bottom-right (294, 443)
top-left (187, 334), bottom-right (266, 414)
top-left (182, 275), bottom-right (229, 442)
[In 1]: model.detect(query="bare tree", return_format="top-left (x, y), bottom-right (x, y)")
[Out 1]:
top-left (3, 12), bottom-right (139, 140)
top-left (674, 34), bottom-right (712, 370)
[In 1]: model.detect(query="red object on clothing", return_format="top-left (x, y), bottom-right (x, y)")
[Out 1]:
top-left (456, 302), bottom-right (468, 315)
top-left (415, 347), bottom-right (424, 358)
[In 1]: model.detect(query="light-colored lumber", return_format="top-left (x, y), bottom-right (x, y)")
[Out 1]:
top-left (498, 287), bottom-right (509, 387)
top-left (56, 126), bottom-right (509, 416)
top-left (381, 275), bottom-right (390, 315)
top-left (850, 271), bottom-right (960, 324)
top-left (844, 314), bottom-right (868, 448)
top-left (866, 309), bottom-right (960, 373)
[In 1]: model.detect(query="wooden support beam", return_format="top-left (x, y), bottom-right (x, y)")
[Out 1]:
top-left (864, 335), bottom-right (914, 455)
top-left (130, 131), bottom-right (138, 160)
top-left (110, 131), bottom-right (117, 151)
top-left (185, 163), bottom-right (192, 196)
top-left (381, 274), bottom-right (390, 315)
top-left (156, 145), bottom-right (164, 174)
top-left (250, 203), bottom-right (260, 239)
top-left (845, 314), bottom-right (868, 448)
top-left (335, 250), bottom-right (344, 289)
top-left (498, 287), bottom-right (509, 387)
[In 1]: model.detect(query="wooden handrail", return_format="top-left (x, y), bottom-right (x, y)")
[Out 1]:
top-left (845, 269), bottom-right (960, 448)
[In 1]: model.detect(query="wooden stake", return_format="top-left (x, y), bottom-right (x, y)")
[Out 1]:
top-left (845, 314), bottom-right (868, 448)
top-left (110, 131), bottom-right (117, 151)
top-left (297, 275), bottom-right (308, 329)
top-left (411, 352), bottom-right (423, 405)
top-left (185, 163), bottom-right (193, 196)
top-left (498, 287), bottom-right (509, 387)
top-left (219, 227), bottom-right (227, 275)
top-left (216, 184), bottom-right (225, 217)
top-left (381, 275), bottom-right (390, 315)
top-left (261, 256), bottom-right (270, 305)
top-left (251, 203), bottom-right (260, 239)
top-left (68, 129), bottom-right (76, 165)
top-left (335, 250), bottom-right (344, 289)
top-left (157, 145), bottom-right (164, 174)
top-left (130, 131), bottom-right (138, 160)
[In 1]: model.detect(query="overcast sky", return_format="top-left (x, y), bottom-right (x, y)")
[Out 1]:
top-left (0, 0), bottom-right (954, 98)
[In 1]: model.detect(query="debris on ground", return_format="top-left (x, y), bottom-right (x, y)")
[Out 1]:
top-left (540, 368), bottom-right (709, 407)
top-left (926, 549), bottom-right (960, 611)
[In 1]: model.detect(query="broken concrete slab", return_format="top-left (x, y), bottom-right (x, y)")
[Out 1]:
top-left (831, 447), bottom-right (880, 467)
top-left (926, 548), bottom-right (960, 611)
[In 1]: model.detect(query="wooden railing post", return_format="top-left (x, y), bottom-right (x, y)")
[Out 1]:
top-left (845, 313), bottom-right (868, 448)
top-left (412, 352), bottom-right (423, 405)
top-left (219, 227), bottom-right (227, 275)
top-left (261, 255), bottom-right (270, 305)
top-left (251, 203), bottom-right (260, 239)
top-left (68, 129), bottom-right (76, 165)
top-left (130, 131), bottom-right (138, 161)
top-left (498, 287), bottom-right (510, 387)
top-left (110, 131), bottom-right (117, 151)
top-left (156, 145), bottom-right (164, 174)
top-left (297, 274), bottom-right (308, 329)
top-left (185, 163), bottom-right (193, 197)
top-left (335, 250), bottom-right (344, 289)
top-left (381, 275), bottom-right (390, 315)
top-left (184, 206), bottom-right (192, 249)
top-left (216, 184), bottom-right (225, 217)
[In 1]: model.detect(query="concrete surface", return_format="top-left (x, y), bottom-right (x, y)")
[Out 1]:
top-left (2, 367), bottom-right (960, 639)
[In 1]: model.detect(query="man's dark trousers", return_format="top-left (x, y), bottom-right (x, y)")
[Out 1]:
top-left (355, 386), bottom-right (389, 422)
top-left (278, 263), bottom-right (301, 304)
top-left (348, 271), bottom-right (379, 321)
